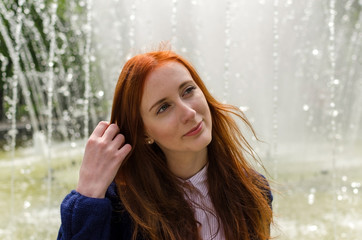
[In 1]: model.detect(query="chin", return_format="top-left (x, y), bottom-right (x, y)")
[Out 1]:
top-left (191, 135), bottom-right (212, 151)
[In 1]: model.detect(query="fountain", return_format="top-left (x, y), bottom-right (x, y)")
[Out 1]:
top-left (0, 0), bottom-right (361, 239)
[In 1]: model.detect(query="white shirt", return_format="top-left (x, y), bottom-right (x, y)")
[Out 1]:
top-left (181, 165), bottom-right (225, 240)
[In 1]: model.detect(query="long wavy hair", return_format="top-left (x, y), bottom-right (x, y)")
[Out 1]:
top-left (110, 50), bottom-right (273, 240)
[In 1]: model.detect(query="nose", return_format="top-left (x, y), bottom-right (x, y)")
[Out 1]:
top-left (178, 100), bottom-right (196, 124)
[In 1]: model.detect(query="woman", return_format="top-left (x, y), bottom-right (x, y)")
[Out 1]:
top-left (58, 50), bottom-right (273, 240)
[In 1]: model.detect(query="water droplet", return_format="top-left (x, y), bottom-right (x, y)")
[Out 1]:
top-left (239, 106), bottom-right (249, 112)
top-left (307, 225), bottom-right (318, 232)
top-left (11, 81), bottom-right (18, 87)
top-left (97, 91), bottom-right (104, 98)
top-left (342, 176), bottom-right (347, 181)
top-left (308, 193), bottom-right (314, 205)
top-left (353, 189), bottom-right (358, 194)
top-left (312, 49), bottom-right (319, 55)
top-left (303, 104), bottom-right (309, 111)
top-left (67, 73), bottom-right (73, 82)
top-left (51, 3), bottom-right (58, 10)
top-left (23, 201), bottom-right (31, 209)
top-left (332, 110), bottom-right (339, 117)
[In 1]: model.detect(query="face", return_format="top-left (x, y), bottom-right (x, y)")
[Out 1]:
top-left (140, 61), bottom-right (212, 159)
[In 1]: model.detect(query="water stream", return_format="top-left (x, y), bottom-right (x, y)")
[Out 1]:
top-left (0, 0), bottom-right (361, 239)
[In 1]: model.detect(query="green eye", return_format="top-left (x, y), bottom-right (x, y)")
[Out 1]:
top-left (183, 86), bottom-right (196, 96)
top-left (157, 103), bottom-right (170, 114)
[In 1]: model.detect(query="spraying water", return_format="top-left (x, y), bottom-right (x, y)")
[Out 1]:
top-left (0, 1), bottom-right (361, 239)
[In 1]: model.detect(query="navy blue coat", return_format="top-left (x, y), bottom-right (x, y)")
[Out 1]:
top-left (57, 181), bottom-right (272, 240)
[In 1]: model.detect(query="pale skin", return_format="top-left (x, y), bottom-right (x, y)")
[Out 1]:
top-left (140, 62), bottom-right (212, 179)
top-left (76, 61), bottom-right (212, 198)
top-left (76, 121), bottom-right (132, 198)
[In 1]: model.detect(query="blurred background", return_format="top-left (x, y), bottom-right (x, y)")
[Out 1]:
top-left (0, 0), bottom-right (361, 239)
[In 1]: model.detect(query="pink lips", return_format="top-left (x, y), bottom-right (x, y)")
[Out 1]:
top-left (184, 121), bottom-right (203, 136)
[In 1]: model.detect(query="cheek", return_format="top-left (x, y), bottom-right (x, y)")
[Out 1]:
top-left (196, 96), bottom-right (210, 116)
top-left (146, 118), bottom-right (178, 141)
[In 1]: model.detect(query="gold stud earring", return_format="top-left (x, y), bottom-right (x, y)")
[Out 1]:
top-left (146, 138), bottom-right (154, 144)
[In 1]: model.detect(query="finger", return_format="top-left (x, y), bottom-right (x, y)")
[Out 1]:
top-left (112, 133), bottom-right (126, 149)
top-left (102, 123), bottom-right (120, 140)
top-left (117, 144), bottom-right (132, 162)
top-left (91, 121), bottom-right (109, 137)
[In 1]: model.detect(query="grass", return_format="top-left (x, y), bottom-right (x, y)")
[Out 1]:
top-left (0, 141), bottom-right (361, 239)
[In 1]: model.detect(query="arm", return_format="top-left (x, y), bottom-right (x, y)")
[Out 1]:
top-left (57, 122), bottom-right (132, 239)
top-left (57, 191), bottom-right (112, 240)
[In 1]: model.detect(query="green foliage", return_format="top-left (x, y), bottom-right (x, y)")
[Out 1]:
top-left (0, 0), bottom-right (105, 148)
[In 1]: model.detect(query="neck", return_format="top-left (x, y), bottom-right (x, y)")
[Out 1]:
top-left (163, 148), bottom-right (208, 180)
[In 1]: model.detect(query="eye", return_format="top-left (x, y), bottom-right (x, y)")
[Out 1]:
top-left (157, 103), bottom-right (170, 114)
top-left (183, 86), bottom-right (196, 97)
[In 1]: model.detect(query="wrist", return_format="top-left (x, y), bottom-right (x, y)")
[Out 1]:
top-left (76, 184), bottom-right (106, 199)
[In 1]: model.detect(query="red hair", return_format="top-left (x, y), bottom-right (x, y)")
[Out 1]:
top-left (110, 50), bottom-right (273, 240)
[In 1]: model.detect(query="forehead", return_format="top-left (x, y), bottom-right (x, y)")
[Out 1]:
top-left (148, 61), bottom-right (191, 82)
top-left (144, 61), bottom-right (193, 91)
top-left (140, 61), bottom-right (194, 107)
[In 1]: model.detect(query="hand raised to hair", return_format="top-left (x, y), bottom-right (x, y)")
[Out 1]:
top-left (76, 121), bottom-right (132, 198)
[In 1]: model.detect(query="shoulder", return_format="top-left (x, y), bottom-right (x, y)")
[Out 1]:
top-left (255, 173), bottom-right (273, 208)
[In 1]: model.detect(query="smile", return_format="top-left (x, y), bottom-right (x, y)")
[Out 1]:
top-left (184, 121), bottom-right (203, 136)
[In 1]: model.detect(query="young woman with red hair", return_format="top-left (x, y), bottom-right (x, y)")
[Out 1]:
top-left (58, 50), bottom-right (273, 240)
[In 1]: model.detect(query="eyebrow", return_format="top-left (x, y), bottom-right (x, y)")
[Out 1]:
top-left (148, 80), bottom-right (194, 112)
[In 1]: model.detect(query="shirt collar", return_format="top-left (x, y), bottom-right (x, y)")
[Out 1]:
top-left (182, 164), bottom-right (209, 197)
